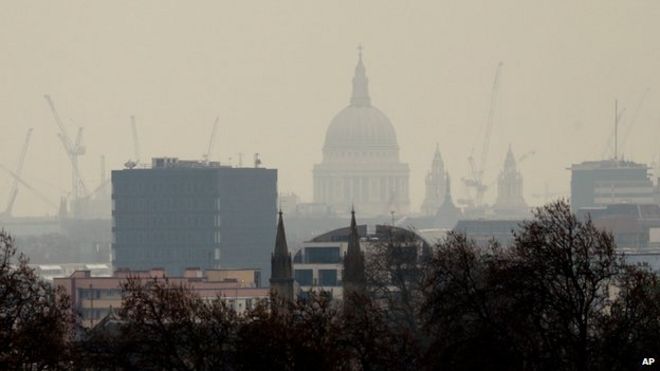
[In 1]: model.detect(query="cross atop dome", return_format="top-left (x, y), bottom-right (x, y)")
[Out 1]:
top-left (351, 45), bottom-right (371, 107)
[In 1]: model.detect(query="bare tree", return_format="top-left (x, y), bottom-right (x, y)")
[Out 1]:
top-left (421, 201), bottom-right (631, 371)
top-left (0, 230), bottom-right (72, 370)
top-left (597, 264), bottom-right (660, 370)
top-left (510, 200), bottom-right (622, 370)
top-left (365, 228), bottom-right (428, 339)
top-left (235, 290), bottom-right (345, 371)
top-left (117, 276), bottom-right (239, 371)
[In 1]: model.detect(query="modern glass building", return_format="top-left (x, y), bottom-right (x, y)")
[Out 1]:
top-left (569, 159), bottom-right (653, 211)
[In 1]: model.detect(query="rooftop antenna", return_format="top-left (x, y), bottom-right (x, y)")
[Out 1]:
top-left (254, 153), bottom-right (261, 168)
top-left (202, 116), bottom-right (219, 164)
top-left (614, 99), bottom-right (618, 161)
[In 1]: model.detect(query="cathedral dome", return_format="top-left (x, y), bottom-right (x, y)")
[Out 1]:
top-left (322, 51), bottom-right (399, 152)
top-left (313, 49), bottom-right (410, 217)
top-left (324, 105), bottom-right (398, 150)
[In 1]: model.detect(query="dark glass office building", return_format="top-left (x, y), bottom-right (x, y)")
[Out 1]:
top-left (569, 159), bottom-right (652, 211)
top-left (112, 158), bottom-right (277, 281)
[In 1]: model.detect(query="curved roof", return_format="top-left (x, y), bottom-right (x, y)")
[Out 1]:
top-left (323, 105), bottom-right (398, 150)
top-left (322, 53), bottom-right (399, 152)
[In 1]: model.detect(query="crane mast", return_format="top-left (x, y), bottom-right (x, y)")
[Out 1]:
top-left (44, 94), bottom-right (87, 217)
top-left (0, 164), bottom-right (57, 212)
top-left (203, 116), bottom-right (219, 163)
top-left (463, 62), bottom-right (503, 207)
top-left (131, 115), bottom-right (140, 165)
top-left (3, 128), bottom-right (33, 216)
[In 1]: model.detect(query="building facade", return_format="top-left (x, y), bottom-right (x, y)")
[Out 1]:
top-left (313, 51), bottom-right (410, 217)
top-left (292, 222), bottom-right (429, 300)
top-left (55, 267), bottom-right (267, 327)
top-left (570, 159), bottom-right (653, 211)
top-left (112, 157), bottom-right (277, 279)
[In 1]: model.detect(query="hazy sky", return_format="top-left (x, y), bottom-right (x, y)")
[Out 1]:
top-left (2, 1), bottom-right (660, 216)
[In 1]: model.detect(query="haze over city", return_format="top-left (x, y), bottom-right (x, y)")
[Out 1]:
top-left (2, 1), bottom-right (660, 216)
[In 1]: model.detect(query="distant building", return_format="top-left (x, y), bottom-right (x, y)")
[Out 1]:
top-left (420, 145), bottom-right (447, 216)
top-left (112, 157), bottom-right (277, 279)
top-left (453, 219), bottom-right (523, 248)
top-left (313, 49), bottom-right (410, 217)
top-left (578, 203), bottom-right (660, 249)
top-left (292, 221), bottom-right (429, 300)
top-left (494, 146), bottom-right (529, 217)
top-left (405, 173), bottom-right (462, 230)
top-left (55, 267), bottom-right (268, 327)
top-left (278, 192), bottom-right (300, 215)
top-left (569, 159), bottom-right (653, 211)
top-left (30, 263), bottom-right (111, 282)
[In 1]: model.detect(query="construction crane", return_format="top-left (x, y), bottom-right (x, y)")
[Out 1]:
top-left (600, 100), bottom-right (626, 160)
top-left (124, 116), bottom-right (142, 169)
top-left (621, 89), bottom-right (649, 151)
top-left (2, 128), bottom-right (33, 217)
top-left (462, 62), bottom-right (503, 207)
top-left (202, 116), bottom-right (219, 163)
top-left (0, 163), bottom-right (58, 212)
top-left (92, 155), bottom-right (110, 198)
top-left (131, 116), bottom-right (140, 165)
top-left (44, 95), bottom-right (88, 210)
top-left (518, 150), bottom-right (536, 164)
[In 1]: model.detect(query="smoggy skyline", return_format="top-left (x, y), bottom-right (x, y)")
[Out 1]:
top-left (2, 1), bottom-right (660, 216)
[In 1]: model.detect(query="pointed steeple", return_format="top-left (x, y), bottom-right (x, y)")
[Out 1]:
top-left (347, 207), bottom-right (361, 256)
top-left (350, 45), bottom-right (371, 107)
top-left (436, 172), bottom-right (462, 229)
top-left (438, 173), bottom-right (457, 210)
top-left (432, 143), bottom-right (444, 168)
top-left (274, 210), bottom-right (289, 257)
top-left (270, 211), bottom-right (294, 303)
top-left (504, 144), bottom-right (517, 171)
top-left (495, 146), bottom-right (527, 211)
top-left (421, 144), bottom-right (447, 215)
top-left (343, 208), bottom-right (366, 300)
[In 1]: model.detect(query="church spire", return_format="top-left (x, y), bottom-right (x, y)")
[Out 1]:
top-left (343, 208), bottom-right (366, 300)
top-left (421, 145), bottom-right (447, 215)
top-left (350, 45), bottom-right (371, 107)
top-left (347, 207), bottom-right (361, 256)
top-left (436, 172), bottom-right (462, 228)
top-left (494, 145), bottom-right (528, 212)
top-left (274, 210), bottom-right (289, 257)
top-left (504, 144), bottom-right (517, 170)
top-left (270, 211), bottom-right (294, 303)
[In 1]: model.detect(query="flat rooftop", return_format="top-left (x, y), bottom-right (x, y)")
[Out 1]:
top-left (569, 159), bottom-right (649, 171)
